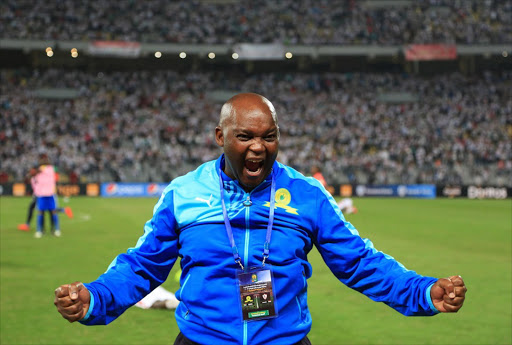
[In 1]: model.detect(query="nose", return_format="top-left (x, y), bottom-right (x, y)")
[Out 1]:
top-left (249, 138), bottom-right (265, 153)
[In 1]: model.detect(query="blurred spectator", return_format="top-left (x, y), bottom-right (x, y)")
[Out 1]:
top-left (0, 171), bottom-right (8, 183)
top-left (0, 0), bottom-right (510, 44)
top-left (1, 68), bottom-right (510, 187)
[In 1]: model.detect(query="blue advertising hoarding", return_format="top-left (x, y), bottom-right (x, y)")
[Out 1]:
top-left (354, 184), bottom-right (436, 198)
top-left (100, 183), bottom-right (168, 197)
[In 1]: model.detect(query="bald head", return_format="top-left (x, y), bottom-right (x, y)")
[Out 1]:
top-left (219, 93), bottom-right (278, 132)
top-left (215, 92), bottom-right (280, 191)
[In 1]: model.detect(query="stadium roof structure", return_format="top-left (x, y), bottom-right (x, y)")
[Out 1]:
top-left (1, 39), bottom-right (511, 75)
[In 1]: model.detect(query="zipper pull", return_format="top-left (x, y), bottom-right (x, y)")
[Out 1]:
top-left (243, 195), bottom-right (252, 207)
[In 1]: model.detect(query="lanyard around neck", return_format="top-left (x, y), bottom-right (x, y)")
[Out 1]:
top-left (219, 167), bottom-right (276, 271)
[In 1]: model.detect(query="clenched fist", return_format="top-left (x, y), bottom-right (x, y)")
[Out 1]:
top-left (54, 282), bottom-right (91, 322)
top-left (430, 275), bottom-right (467, 313)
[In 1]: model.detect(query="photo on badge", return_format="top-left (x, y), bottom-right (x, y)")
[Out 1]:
top-left (236, 266), bottom-right (278, 322)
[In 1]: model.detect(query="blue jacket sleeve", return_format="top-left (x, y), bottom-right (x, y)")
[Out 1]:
top-left (80, 188), bottom-right (179, 325)
top-left (313, 191), bottom-right (438, 316)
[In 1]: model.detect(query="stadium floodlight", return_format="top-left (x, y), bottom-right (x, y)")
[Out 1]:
top-left (179, 52), bottom-right (186, 59)
top-left (208, 52), bottom-right (215, 59)
top-left (155, 51), bottom-right (162, 58)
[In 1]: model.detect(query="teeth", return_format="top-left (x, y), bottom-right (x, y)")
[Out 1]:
top-left (246, 159), bottom-right (262, 173)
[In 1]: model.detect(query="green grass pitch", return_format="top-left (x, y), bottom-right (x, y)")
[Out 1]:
top-left (1, 196), bottom-right (511, 344)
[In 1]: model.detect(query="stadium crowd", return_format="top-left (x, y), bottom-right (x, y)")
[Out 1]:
top-left (1, 68), bottom-right (511, 187)
top-left (1, 0), bottom-right (511, 45)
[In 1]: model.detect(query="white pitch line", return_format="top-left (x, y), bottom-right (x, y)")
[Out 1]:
top-left (67, 214), bottom-right (91, 223)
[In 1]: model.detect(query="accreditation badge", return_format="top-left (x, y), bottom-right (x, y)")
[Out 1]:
top-left (237, 266), bottom-right (278, 322)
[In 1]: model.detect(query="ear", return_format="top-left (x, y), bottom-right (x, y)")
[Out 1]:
top-left (215, 126), bottom-right (224, 147)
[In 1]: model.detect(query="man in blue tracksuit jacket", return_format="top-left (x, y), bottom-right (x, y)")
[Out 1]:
top-left (54, 93), bottom-right (467, 345)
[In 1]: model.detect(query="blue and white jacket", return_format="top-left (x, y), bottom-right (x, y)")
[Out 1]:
top-left (81, 155), bottom-right (439, 345)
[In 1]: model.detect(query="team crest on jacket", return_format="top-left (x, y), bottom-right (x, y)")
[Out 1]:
top-left (264, 188), bottom-right (299, 215)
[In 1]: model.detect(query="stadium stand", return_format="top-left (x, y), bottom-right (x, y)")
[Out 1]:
top-left (0, 0), bottom-right (510, 189)
top-left (1, 68), bottom-right (510, 187)
top-left (1, 0), bottom-right (511, 44)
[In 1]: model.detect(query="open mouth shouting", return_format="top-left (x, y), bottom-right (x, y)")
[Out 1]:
top-left (245, 159), bottom-right (264, 177)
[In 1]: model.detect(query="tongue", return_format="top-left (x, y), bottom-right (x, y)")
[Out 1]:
top-left (246, 161), bottom-right (260, 172)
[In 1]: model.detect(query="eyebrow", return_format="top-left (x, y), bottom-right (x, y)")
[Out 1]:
top-left (234, 128), bottom-right (278, 135)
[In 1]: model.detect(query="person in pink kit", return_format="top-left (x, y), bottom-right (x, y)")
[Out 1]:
top-left (32, 154), bottom-right (61, 238)
top-left (17, 166), bottom-right (73, 232)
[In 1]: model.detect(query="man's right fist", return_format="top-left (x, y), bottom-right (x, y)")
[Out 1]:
top-left (54, 281), bottom-right (91, 322)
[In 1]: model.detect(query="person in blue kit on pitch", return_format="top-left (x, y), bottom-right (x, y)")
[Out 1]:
top-left (54, 93), bottom-right (467, 345)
